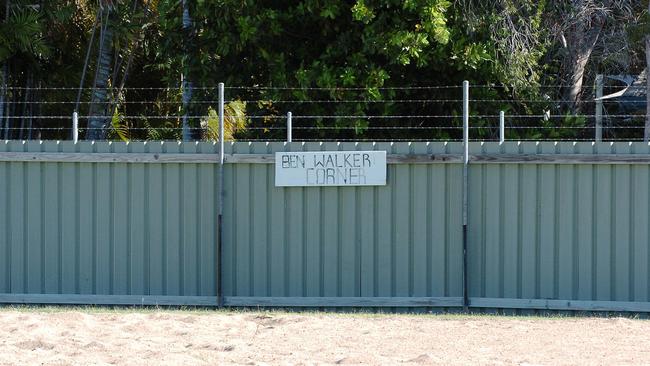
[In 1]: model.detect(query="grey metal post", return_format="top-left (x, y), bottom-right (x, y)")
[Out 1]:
top-left (287, 112), bottom-right (292, 142)
top-left (72, 111), bottom-right (79, 143)
top-left (499, 111), bottom-right (505, 143)
top-left (217, 82), bottom-right (225, 307)
top-left (219, 83), bottom-right (225, 163)
top-left (595, 74), bottom-right (603, 142)
top-left (462, 80), bottom-right (469, 311)
top-left (463, 82), bottom-right (469, 165)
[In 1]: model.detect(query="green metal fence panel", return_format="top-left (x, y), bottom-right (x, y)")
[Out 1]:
top-left (1, 140), bottom-right (650, 311)
top-left (0, 141), bottom-right (219, 305)
top-left (222, 142), bottom-right (465, 304)
top-left (468, 141), bottom-right (650, 309)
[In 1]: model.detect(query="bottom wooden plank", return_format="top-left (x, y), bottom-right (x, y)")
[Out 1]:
top-left (470, 297), bottom-right (650, 312)
top-left (223, 296), bottom-right (464, 307)
top-left (3, 294), bottom-right (648, 312)
top-left (0, 294), bottom-right (218, 306)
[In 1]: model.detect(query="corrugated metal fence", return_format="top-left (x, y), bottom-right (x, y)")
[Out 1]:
top-left (0, 141), bottom-right (218, 305)
top-left (222, 142), bottom-right (463, 307)
top-left (469, 142), bottom-right (650, 312)
top-left (1, 140), bottom-right (649, 312)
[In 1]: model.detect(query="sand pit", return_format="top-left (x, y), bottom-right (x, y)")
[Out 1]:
top-left (0, 308), bottom-right (648, 365)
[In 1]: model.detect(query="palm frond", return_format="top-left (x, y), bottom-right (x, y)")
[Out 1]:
top-left (201, 100), bottom-right (249, 141)
top-left (111, 110), bottom-right (130, 142)
top-left (0, 8), bottom-right (50, 59)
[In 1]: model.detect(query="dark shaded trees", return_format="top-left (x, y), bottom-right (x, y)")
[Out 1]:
top-left (85, 1), bottom-right (115, 140)
top-left (86, 0), bottom-right (152, 140)
top-left (0, 0), bottom-right (648, 141)
top-left (551, 0), bottom-right (635, 114)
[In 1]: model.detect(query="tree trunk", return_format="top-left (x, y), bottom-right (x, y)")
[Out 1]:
top-left (645, 30), bottom-right (650, 142)
top-left (6, 83), bottom-right (14, 140)
top-left (182, 77), bottom-right (193, 140)
top-left (26, 74), bottom-right (34, 140)
top-left (18, 76), bottom-right (30, 140)
top-left (3, 63), bottom-right (12, 140)
top-left (562, 21), bottom-right (604, 115)
top-left (86, 13), bottom-right (114, 140)
top-left (181, 0), bottom-right (196, 141)
top-left (1, 0), bottom-right (9, 139)
top-left (563, 52), bottom-right (591, 114)
top-left (35, 81), bottom-right (42, 140)
top-left (0, 65), bottom-right (6, 139)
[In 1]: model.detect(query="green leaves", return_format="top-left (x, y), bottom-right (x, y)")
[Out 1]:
top-left (45, 3), bottom-right (76, 23)
top-left (351, 0), bottom-right (451, 69)
top-left (320, 3), bottom-right (340, 19)
top-left (201, 101), bottom-right (248, 141)
top-left (421, 1), bottom-right (450, 44)
top-left (0, 7), bottom-right (51, 62)
top-left (453, 42), bottom-right (491, 70)
top-left (236, 16), bottom-right (257, 43)
top-left (146, 0), bottom-right (479, 137)
top-left (387, 31), bottom-right (430, 65)
top-left (111, 109), bottom-right (130, 142)
top-left (352, 1), bottom-right (375, 24)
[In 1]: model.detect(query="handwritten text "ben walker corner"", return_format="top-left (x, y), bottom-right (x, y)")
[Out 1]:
top-left (281, 152), bottom-right (373, 185)
top-left (282, 153), bottom-right (373, 185)
top-left (275, 151), bottom-right (386, 187)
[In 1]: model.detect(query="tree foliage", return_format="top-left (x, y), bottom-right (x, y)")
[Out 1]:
top-left (0, 0), bottom-right (648, 141)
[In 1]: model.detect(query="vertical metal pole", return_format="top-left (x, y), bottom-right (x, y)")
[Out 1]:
top-left (72, 111), bottom-right (79, 143)
top-left (217, 82), bottom-right (225, 307)
top-left (462, 80), bottom-right (469, 311)
top-left (499, 111), bottom-right (505, 144)
top-left (287, 111), bottom-right (292, 142)
top-left (595, 74), bottom-right (603, 142)
top-left (219, 83), bottom-right (225, 163)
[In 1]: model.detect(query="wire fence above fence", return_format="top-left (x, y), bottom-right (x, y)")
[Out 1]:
top-left (0, 81), bottom-right (648, 142)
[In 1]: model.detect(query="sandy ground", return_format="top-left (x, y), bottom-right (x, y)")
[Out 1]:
top-left (0, 309), bottom-right (648, 365)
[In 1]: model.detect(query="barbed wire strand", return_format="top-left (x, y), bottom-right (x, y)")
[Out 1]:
top-left (3, 124), bottom-right (647, 132)
top-left (2, 113), bottom-right (648, 120)
top-left (3, 98), bottom-right (645, 104)
top-left (3, 84), bottom-right (643, 91)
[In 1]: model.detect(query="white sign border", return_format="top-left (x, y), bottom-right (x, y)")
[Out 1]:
top-left (274, 151), bottom-right (387, 187)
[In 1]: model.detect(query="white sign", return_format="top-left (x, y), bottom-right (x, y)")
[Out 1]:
top-left (275, 151), bottom-right (387, 187)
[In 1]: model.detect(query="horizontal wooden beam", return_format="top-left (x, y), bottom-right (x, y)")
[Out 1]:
top-left (388, 154), bottom-right (463, 163)
top-left (225, 154), bottom-right (463, 164)
top-left (0, 152), bottom-right (463, 164)
top-left (469, 297), bottom-right (650, 312)
top-left (0, 152), bottom-right (219, 164)
top-left (2, 152), bottom-right (650, 164)
top-left (0, 293), bottom-right (218, 306)
top-left (223, 296), bottom-right (463, 307)
top-left (473, 153), bottom-right (650, 164)
top-left (226, 153), bottom-right (650, 164)
top-left (2, 293), bottom-right (649, 312)
top-left (226, 153), bottom-right (275, 164)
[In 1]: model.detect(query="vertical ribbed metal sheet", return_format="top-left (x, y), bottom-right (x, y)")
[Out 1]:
top-left (2, 140), bottom-right (650, 311)
top-left (468, 141), bottom-right (650, 304)
top-left (0, 141), bottom-right (218, 300)
top-left (222, 142), bottom-right (464, 300)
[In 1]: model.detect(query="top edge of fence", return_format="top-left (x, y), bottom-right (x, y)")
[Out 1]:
top-left (3, 139), bottom-right (650, 144)
top-left (5, 99), bottom-right (645, 104)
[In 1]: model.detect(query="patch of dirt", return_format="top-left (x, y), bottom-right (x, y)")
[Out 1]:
top-left (0, 310), bottom-right (649, 365)
top-left (14, 339), bottom-right (55, 351)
